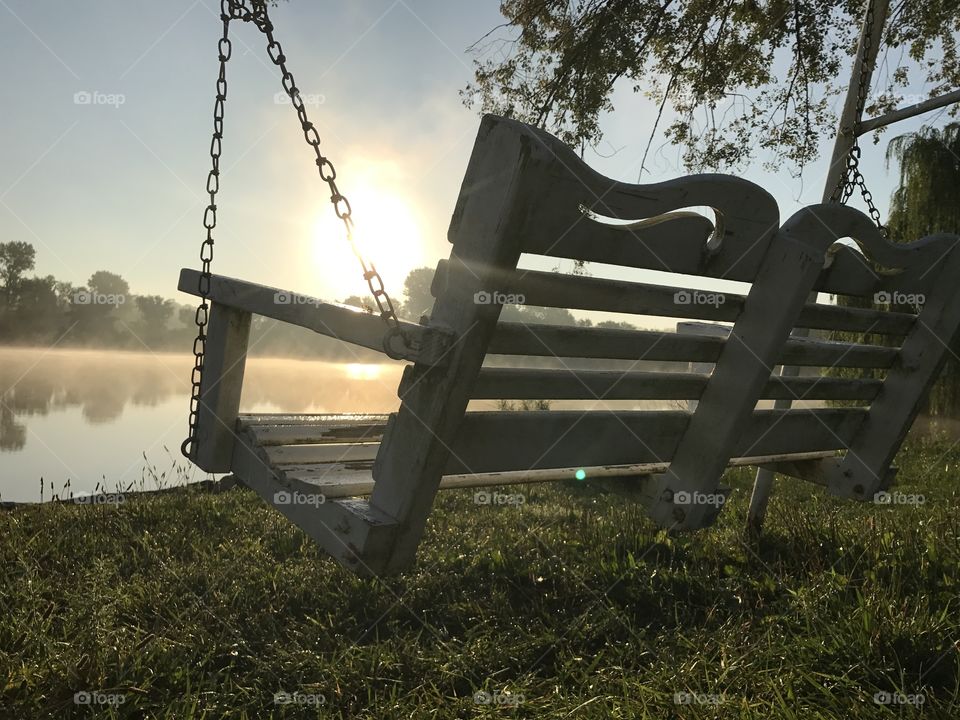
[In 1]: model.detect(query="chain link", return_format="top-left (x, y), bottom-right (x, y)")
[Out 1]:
top-left (250, 1), bottom-right (404, 334)
top-left (183, 0), bottom-right (406, 459)
top-left (831, 0), bottom-right (886, 236)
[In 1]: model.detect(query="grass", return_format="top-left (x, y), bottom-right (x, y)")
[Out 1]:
top-left (2, 434), bottom-right (959, 718)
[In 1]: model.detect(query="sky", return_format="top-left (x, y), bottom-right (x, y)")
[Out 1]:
top-left (0, 0), bottom-right (956, 312)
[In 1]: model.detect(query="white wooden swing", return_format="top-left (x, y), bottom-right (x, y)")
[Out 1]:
top-left (181, 1), bottom-right (960, 576)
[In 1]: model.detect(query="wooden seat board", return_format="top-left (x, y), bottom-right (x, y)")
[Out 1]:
top-left (269, 450), bottom-right (839, 499)
top-left (445, 408), bottom-right (866, 474)
top-left (264, 442), bottom-right (381, 465)
top-left (245, 423), bottom-right (387, 446)
top-left (244, 408), bottom-right (864, 475)
top-left (238, 413), bottom-right (389, 428)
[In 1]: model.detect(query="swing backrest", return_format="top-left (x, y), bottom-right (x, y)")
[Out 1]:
top-left (364, 115), bottom-right (960, 570)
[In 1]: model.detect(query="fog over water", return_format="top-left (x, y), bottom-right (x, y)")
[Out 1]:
top-left (0, 347), bottom-right (405, 502)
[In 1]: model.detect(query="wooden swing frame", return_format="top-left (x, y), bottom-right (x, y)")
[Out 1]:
top-left (180, 114), bottom-right (960, 576)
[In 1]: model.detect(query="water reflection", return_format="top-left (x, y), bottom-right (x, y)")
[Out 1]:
top-left (0, 347), bottom-right (406, 453)
top-left (1, 349), bottom-right (186, 429)
top-left (1, 404), bottom-right (25, 451)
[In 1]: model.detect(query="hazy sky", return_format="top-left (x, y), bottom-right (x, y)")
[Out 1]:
top-left (0, 0), bottom-right (953, 308)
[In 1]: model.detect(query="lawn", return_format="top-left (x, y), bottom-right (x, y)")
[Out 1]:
top-left (2, 433), bottom-right (959, 718)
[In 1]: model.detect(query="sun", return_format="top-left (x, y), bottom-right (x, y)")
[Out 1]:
top-left (343, 363), bottom-right (382, 380)
top-left (311, 179), bottom-right (424, 308)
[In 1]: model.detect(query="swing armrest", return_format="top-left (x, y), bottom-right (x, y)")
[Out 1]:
top-left (178, 268), bottom-right (449, 364)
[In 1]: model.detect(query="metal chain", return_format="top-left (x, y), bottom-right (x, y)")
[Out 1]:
top-left (831, 0), bottom-right (886, 236)
top-left (183, 0), bottom-right (407, 459)
top-left (183, 0), bottom-right (239, 459)
top-left (246, 0), bottom-right (404, 334)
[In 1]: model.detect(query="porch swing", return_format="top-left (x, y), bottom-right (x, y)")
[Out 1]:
top-left (180, 0), bottom-right (960, 576)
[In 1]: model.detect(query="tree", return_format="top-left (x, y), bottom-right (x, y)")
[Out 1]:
top-left (885, 124), bottom-right (960, 242)
top-left (87, 271), bottom-right (130, 300)
top-left (465, 1), bottom-right (960, 173)
top-left (135, 295), bottom-right (175, 348)
top-left (596, 320), bottom-right (636, 330)
top-left (501, 304), bottom-right (577, 326)
top-left (885, 123), bottom-right (960, 417)
top-left (10, 276), bottom-right (61, 341)
top-left (0, 241), bottom-right (36, 300)
top-left (402, 267), bottom-right (436, 321)
top-left (71, 271), bottom-right (130, 344)
top-left (136, 295), bottom-right (175, 328)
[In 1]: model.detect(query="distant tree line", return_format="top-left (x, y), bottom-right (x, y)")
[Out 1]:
top-left (0, 250), bottom-right (633, 359)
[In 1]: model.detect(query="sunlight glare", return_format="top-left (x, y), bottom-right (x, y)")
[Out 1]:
top-left (312, 175), bottom-right (424, 305)
top-left (344, 363), bottom-right (383, 381)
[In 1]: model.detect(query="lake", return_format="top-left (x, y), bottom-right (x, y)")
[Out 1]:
top-left (0, 347), bottom-right (406, 503)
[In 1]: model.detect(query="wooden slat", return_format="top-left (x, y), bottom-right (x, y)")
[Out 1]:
top-left (487, 322), bottom-right (898, 368)
top-left (265, 442), bottom-right (380, 465)
top-left (523, 208), bottom-right (950, 299)
top-left (283, 464), bottom-right (377, 496)
top-left (477, 267), bottom-right (916, 335)
top-left (813, 243), bottom-right (944, 297)
top-left (278, 451), bottom-right (838, 499)
top-left (243, 421), bottom-right (387, 446)
top-left (255, 409), bottom-right (866, 475)
top-left (497, 125), bottom-right (955, 296)
top-left (469, 368), bottom-right (881, 402)
top-left (441, 408), bottom-right (865, 475)
top-left (177, 269), bottom-right (447, 364)
top-left (527, 221), bottom-right (948, 298)
top-left (501, 113), bottom-right (781, 281)
top-left (238, 413), bottom-right (388, 428)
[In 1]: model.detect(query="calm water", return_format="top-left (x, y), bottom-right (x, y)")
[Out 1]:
top-left (0, 347), bottom-right (406, 503)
